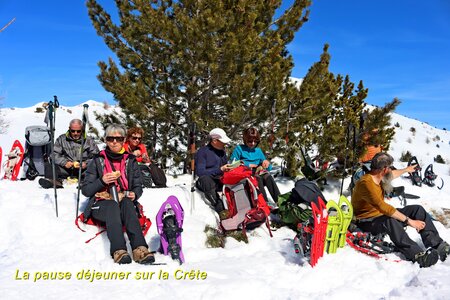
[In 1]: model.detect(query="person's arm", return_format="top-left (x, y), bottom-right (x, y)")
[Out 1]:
top-left (81, 157), bottom-right (106, 197)
top-left (229, 145), bottom-right (241, 163)
top-left (257, 148), bottom-right (272, 170)
top-left (391, 164), bottom-right (417, 179)
top-left (195, 147), bottom-right (209, 177)
top-left (129, 158), bottom-right (143, 201)
top-left (83, 138), bottom-right (100, 168)
top-left (390, 210), bottom-right (425, 231)
top-left (53, 135), bottom-right (70, 167)
top-left (140, 144), bottom-right (150, 163)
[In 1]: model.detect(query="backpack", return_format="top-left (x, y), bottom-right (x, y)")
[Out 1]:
top-left (75, 199), bottom-right (152, 243)
top-left (220, 166), bottom-right (272, 237)
top-left (138, 163), bottom-right (167, 188)
top-left (21, 126), bottom-right (52, 180)
top-left (289, 177), bottom-right (327, 207)
top-left (277, 178), bottom-right (325, 229)
top-left (139, 164), bottom-right (153, 188)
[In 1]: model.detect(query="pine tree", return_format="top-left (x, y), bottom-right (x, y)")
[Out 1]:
top-left (87, 0), bottom-right (312, 169)
top-left (283, 44), bottom-right (341, 176)
top-left (357, 98), bottom-right (401, 157)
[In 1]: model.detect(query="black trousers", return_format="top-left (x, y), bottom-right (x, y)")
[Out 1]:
top-left (358, 205), bottom-right (443, 260)
top-left (196, 175), bottom-right (224, 212)
top-left (44, 161), bottom-right (85, 181)
top-left (91, 199), bottom-right (147, 256)
top-left (256, 173), bottom-right (280, 203)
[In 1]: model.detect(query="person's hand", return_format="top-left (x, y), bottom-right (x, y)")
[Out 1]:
top-left (133, 150), bottom-right (142, 157)
top-left (406, 164), bottom-right (418, 173)
top-left (125, 191), bottom-right (136, 200)
top-left (102, 172), bottom-right (119, 184)
top-left (261, 160), bottom-right (270, 169)
top-left (408, 218), bottom-right (426, 232)
top-left (221, 164), bottom-right (232, 172)
top-left (65, 161), bottom-right (74, 168)
top-left (141, 153), bottom-right (150, 163)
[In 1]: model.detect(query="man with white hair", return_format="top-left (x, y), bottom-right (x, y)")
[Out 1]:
top-left (39, 119), bottom-right (99, 188)
top-left (195, 128), bottom-right (233, 215)
top-left (352, 152), bottom-right (450, 268)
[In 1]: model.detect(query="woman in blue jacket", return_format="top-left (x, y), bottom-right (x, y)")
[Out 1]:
top-left (230, 127), bottom-right (280, 204)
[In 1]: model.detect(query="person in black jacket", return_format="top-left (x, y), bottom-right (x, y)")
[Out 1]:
top-left (81, 123), bottom-right (154, 265)
top-left (195, 128), bottom-right (234, 214)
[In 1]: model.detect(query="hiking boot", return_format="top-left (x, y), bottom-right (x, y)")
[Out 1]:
top-left (113, 249), bottom-right (131, 264)
top-left (38, 178), bottom-right (64, 189)
top-left (436, 241), bottom-right (450, 262)
top-left (132, 246), bottom-right (155, 264)
top-left (414, 248), bottom-right (439, 268)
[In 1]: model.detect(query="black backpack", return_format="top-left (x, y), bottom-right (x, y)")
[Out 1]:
top-left (290, 178), bottom-right (327, 206)
top-left (139, 163), bottom-right (167, 188)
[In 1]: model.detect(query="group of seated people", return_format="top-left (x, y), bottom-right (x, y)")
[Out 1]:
top-left (36, 119), bottom-right (450, 268)
top-left (38, 120), bottom-right (155, 264)
top-left (194, 127), bottom-right (280, 216)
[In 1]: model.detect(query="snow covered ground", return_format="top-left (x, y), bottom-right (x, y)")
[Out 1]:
top-left (1, 101), bottom-right (450, 299)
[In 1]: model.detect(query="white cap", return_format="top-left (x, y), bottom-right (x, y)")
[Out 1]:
top-left (209, 128), bottom-right (231, 144)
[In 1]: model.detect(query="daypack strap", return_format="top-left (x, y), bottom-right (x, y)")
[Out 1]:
top-left (75, 204), bottom-right (152, 244)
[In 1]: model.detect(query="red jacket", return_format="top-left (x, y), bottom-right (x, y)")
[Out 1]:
top-left (124, 142), bottom-right (149, 163)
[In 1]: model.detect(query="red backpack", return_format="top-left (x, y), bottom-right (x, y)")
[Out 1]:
top-left (220, 166), bottom-right (272, 238)
top-left (75, 202), bottom-right (152, 243)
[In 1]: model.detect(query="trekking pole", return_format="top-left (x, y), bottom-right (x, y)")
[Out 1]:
top-left (285, 101), bottom-right (292, 145)
top-left (189, 122), bottom-right (197, 215)
top-left (76, 104), bottom-right (89, 219)
top-left (339, 124), bottom-right (352, 196)
top-left (282, 101), bottom-right (292, 177)
top-left (348, 124), bottom-right (358, 193)
top-left (269, 99), bottom-right (276, 152)
top-left (48, 96), bottom-right (60, 217)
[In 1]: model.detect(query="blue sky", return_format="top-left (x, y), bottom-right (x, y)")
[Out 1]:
top-left (1, 1), bottom-right (449, 129)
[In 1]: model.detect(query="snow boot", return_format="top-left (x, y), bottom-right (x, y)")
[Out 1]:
top-left (38, 178), bottom-right (64, 189)
top-left (132, 246), bottom-right (155, 264)
top-left (414, 248), bottom-right (439, 268)
top-left (113, 249), bottom-right (132, 264)
top-left (436, 241), bottom-right (450, 262)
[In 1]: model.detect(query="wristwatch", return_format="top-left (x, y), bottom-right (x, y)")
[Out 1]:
top-left (403, 217), bottom-right (409, 226)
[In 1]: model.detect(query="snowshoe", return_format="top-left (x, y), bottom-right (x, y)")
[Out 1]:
top-left (3, 140), bottom-right (25, 181)
top-left (156, 196), bottom-right (185, 264)
top-left (407, 156), bottom-right (422, 187)
top-left (293, 220), bottom-right (313, 257)
top-left (422, 164), bottom-right (443, 189)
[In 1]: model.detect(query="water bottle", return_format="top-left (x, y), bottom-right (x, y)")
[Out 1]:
top-left (109, 184), bottom-right (119, 203)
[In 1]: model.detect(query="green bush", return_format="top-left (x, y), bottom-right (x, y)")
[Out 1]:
top-left (434, 155), bottom-right (445, 164)
top-left (400, 151), bottom-right (413, 162)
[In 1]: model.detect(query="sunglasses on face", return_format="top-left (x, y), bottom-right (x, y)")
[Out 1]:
top-left (247, 139), bottom-right (259, 144)
top-left (106, 136), bottom-right (125, 142)
top-left (131, 136), bottom-right (142, 141)
top-left (70, 129), bottom-right (82, 133)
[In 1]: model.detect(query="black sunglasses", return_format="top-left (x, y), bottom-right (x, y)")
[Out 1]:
top-left (106, 136), bottom-right (125, 142)
top-left (70, 129), bottom-right (82, 133)
top-left (131, 136), bottom-right (142, 141)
